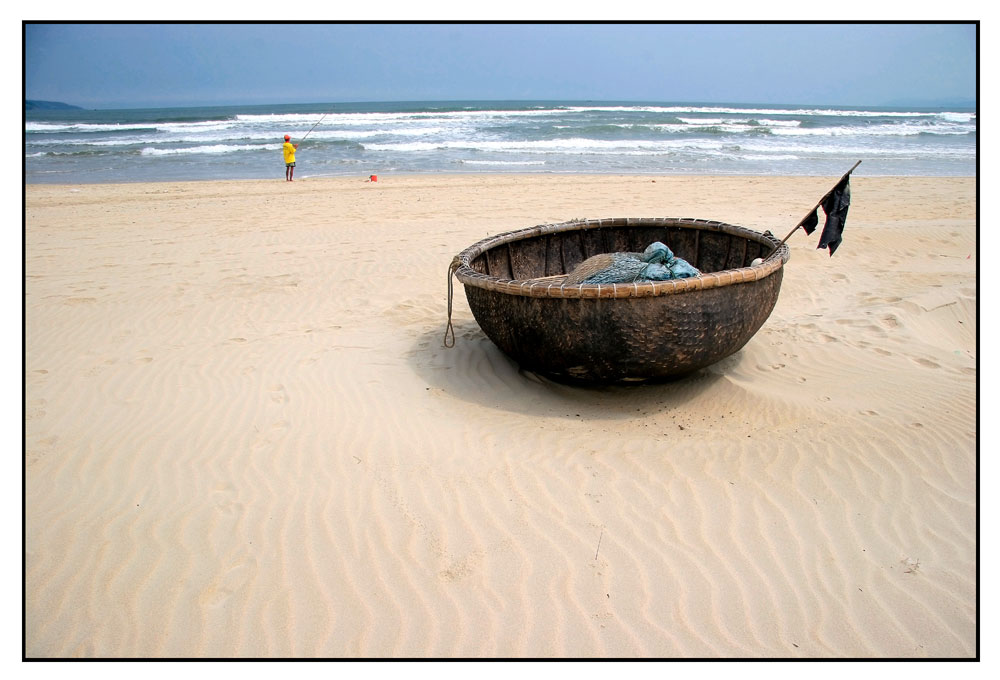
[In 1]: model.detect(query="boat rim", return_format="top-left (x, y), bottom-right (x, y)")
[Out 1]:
top-left (452, 216), bottom-right (791, 299)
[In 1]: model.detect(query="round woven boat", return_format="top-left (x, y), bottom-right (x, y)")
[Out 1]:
top-left (450, 217), bottom-right (790, 383)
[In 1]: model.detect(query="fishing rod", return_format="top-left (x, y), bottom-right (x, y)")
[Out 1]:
top-left (297, 112), bottom-right (329, 145)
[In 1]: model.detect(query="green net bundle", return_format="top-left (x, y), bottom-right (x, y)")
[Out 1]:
top-left (563, 242), bottom-right (700, 285)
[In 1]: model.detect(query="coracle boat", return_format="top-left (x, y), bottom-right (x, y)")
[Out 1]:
top-left (447, 216), bottom-right (790, 383)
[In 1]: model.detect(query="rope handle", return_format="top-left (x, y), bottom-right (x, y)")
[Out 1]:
top-left (444, 257), bottom-right (460, 347)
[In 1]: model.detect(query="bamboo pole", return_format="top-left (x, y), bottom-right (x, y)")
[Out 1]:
top-left (778, 160), bottom-right (862, 247)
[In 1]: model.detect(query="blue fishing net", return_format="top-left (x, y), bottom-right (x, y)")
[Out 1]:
top-left (574, 242), bottom-right (700, 284)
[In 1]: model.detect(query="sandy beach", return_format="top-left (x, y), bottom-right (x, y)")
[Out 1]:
top-left (24, 174), bottom-right (977, 658)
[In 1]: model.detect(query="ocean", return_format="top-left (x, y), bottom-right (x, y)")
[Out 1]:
top-left (24, 100), bottom-right (977, 184)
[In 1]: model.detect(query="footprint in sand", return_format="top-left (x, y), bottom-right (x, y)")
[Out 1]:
top-left (268, 384), bottom-right (289, 404)
top-left (880, 315), bottom-right (901, 330)
top-left (202, 558), bottom-right (257, 608)
top-left (438, 550), bottom-right (483, 583)
top-left (212, 483), bottom-right (241, 515)
top-left (83, 359), bottom-right (117, 377)
top-left (26, 398), bottom-right (47, 420)
top-left (251, 419), bottom-right (291, 451)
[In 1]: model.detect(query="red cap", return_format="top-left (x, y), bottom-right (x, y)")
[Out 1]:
top-left (284, 135), bottom-right (290, 141)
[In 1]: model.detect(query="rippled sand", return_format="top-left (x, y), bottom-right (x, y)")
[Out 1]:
top-left (25, 174), bottom-right (977, 657)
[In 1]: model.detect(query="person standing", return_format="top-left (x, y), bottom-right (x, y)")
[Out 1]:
top-left (282, 134), bottom-right (299, 181)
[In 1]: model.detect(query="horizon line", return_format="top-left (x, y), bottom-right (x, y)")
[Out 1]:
top-left (26, 96), bottom-right (979, 112)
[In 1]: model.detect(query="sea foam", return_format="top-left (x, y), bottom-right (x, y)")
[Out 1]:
top-left (26, 100), bottom-right (977, 182)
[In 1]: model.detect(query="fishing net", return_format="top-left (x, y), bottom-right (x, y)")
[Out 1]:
top-left (563, 242), bottom-right (700, 285)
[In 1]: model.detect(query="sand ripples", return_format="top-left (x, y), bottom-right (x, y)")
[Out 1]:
top-left (25, 177), bottom-right (976, 657)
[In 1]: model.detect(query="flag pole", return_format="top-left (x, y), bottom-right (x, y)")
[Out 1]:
top-left (777, 160), bottom-right (862, 247)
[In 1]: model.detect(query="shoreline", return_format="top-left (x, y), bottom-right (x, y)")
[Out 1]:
top-left (25, 174), bottom-right (977, 657)
top-left (24, 170), bottom-right (979, 188)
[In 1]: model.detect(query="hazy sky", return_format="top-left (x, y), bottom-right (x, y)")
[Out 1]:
top-left (24, 23), bottom-right (977, 109)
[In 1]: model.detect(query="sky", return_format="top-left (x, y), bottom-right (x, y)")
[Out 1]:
top-left (23, 23), bottom-right (977, 110)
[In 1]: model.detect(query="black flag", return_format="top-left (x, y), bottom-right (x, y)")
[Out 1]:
top-left (817, 176), bottom-right (851, 255)
top-left (800, 208), bottom-right (819, 235)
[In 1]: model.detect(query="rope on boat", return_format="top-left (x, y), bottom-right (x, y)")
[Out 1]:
top-left (444, 257), bottom-right (460, 347)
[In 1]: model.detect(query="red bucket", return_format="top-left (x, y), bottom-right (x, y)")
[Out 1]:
top-left (369, 174), bottom-right (378, 182)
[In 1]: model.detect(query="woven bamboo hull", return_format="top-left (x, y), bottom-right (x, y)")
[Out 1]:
top-left (453, 217), bottom-right (789, 383)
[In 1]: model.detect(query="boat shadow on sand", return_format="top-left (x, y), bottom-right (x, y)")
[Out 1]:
top-left (408, 319), bottom-right (741, 421)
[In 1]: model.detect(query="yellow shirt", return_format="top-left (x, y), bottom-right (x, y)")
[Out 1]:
top-left (283, 142), bottom-right (296, 164)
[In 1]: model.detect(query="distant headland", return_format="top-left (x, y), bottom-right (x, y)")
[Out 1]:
top-left (25, 100), bottom-right (83, 111)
